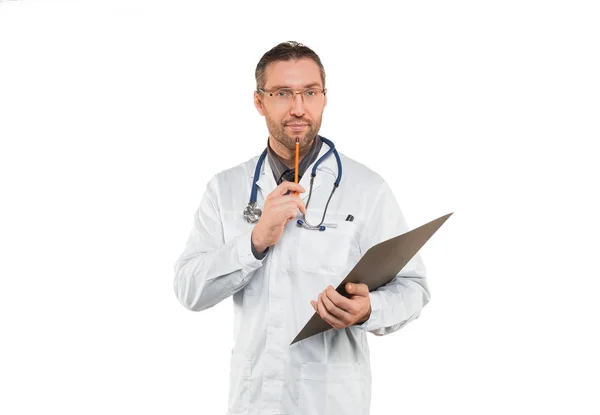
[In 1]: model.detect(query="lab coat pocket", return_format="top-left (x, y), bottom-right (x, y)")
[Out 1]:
top-left (297, 363), bottom-right (367, 415)
top-left (297, 219), bottom-right (359, 275)
top-left (227, 354), bottom-right (252, 415)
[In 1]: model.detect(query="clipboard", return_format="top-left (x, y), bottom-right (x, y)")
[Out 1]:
top-left (290, 212), bottom-right (453, 345)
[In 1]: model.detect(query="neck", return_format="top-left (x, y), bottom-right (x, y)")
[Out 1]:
top-left (269, 136), bottom-right (314, 168)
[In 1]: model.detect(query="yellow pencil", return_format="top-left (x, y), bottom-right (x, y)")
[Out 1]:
top-left (293, 138), bottom-right (299, 195)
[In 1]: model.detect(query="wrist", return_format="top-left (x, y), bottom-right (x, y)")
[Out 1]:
top-left (251, 228), bottom-right (268, 253)
top-left (357, 305), bottom-right (371, 324)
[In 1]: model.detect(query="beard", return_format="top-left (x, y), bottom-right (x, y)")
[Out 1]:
top-left (265, 114), bottom-right (322, 152)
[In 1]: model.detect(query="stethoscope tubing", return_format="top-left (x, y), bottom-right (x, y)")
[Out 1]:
top-left (244, 136), bottom-right (341, 231)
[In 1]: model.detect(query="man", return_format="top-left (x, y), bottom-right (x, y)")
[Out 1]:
top-left (174, 41), bottom-right (429, 415)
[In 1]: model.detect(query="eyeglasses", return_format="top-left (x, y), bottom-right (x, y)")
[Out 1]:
top-left (257, 87), bottom-right (326, 105)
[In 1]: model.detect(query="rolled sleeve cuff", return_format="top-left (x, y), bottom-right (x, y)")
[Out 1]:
top-left (251, 237), bottom-right (269, 260)
top-left (236, 229), bottom-right (267, 274)
top-left (355, 291), bottom-right (383, 333)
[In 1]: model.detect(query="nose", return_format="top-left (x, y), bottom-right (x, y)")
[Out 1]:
top-left (289, 94), bottom-right (305, 117)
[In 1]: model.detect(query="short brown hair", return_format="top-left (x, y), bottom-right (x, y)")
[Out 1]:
top-left (255, 41), bottom-right (326, 91)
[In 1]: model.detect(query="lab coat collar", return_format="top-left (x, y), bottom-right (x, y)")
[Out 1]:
top-left (252, 137), bottom-right (337, 202)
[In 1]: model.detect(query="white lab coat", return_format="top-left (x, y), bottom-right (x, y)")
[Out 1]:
top-left (174, 142), bottom-right (429, 415)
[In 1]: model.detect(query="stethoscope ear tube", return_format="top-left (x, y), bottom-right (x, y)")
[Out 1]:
top-left (296, 219), bottom-right (337, 231)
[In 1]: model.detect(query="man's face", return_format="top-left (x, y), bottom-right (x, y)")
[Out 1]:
top-left (254, 58), bottom-right (327, 152)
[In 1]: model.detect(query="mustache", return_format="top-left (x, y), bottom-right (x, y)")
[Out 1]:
top-left (284, 119), bottom-right (311, 125)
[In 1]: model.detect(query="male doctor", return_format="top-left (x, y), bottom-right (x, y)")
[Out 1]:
top-left (174, 41), bottom-right (429, 415)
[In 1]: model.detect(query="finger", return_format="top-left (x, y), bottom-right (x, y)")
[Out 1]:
top-left (295, 198), bottom-right (307, 215)
top-left (317, 293), bottom-right (346, 329)
top-left (321, 289), bottom-right (353, 323)
top-left (268, 199), bottom-right (300, 221)
top-left (279, 198), bottom-right (306, 219)
top-left (324, 285), bottom-right (354, 314)
top-left (275, 181), bottom-right (305, 196)
top-left (270, 193), bottom-right (301, 206)
top-left (346, 282), bottom-right (370, 298)
top-left (270, 194), bottom-right (306, 215)
top-left (285, 204), bottom-right (301, 221)
top-left (288, 196), bottom-right (306, 212)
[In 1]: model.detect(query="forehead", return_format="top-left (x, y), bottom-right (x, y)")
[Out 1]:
top-left (264, 58), bottom-right (322, 89)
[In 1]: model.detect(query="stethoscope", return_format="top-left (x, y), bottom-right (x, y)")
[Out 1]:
top-left (243, 136), bottom-right (342, 231)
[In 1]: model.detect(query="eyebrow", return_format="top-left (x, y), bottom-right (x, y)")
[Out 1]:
top-left (266, 83), bottom-right (323, 90)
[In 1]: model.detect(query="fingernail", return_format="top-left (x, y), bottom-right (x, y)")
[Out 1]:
top-left (348, 284), bottom-right (353, 290)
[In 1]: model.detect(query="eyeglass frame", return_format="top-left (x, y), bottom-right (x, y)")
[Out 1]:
top-left (256, 87), bottom-right (327, 104)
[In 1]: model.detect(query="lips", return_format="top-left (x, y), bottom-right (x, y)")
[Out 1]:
top-left (286, 123), bottom-right (309, 130)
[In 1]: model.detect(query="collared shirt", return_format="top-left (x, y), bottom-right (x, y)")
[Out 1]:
top-left (251, 136), bottom-right (324, 259)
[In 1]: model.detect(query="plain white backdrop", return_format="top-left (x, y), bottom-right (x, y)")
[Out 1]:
top-left (1, 1), bottom-right (599, 414)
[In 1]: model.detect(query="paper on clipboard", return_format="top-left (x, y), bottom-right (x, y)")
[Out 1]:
top-left (290, 212), bottom-right (453, 345)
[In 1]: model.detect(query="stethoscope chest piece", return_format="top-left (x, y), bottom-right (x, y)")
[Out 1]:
top-left (243, 202), bottom-right (262, 224)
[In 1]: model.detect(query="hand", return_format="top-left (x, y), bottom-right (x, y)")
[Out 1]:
top-left (310, 283), bottom-right (371, 329)
top-left (251, 181), bottom-right (306, 252)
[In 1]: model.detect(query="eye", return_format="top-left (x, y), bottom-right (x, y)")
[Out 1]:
top-left (305, 89), bottom-right (319, 97)
top-left (275, 89), bottom-right (292, 98)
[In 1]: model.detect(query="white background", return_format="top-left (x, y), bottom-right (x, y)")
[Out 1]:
top-left (1, 1), bottom-right (599, 414)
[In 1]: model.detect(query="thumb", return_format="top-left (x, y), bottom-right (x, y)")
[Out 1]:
top-left (346, 282), bottom-right (368, 297)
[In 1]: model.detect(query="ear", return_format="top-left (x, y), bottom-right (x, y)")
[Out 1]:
top-left (254, 91), bottom-right (266, 116)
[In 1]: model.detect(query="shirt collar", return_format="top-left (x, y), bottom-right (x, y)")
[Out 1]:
top-left (267, 135), bottom-right (323, 185)
top-left (254, 135), bottom-right (336, 202)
